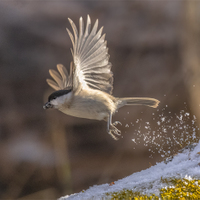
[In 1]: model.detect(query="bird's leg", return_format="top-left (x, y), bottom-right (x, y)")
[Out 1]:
top-left (107, 113), bottom-right (122, 140)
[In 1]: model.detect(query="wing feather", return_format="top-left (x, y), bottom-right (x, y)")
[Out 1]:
top-left (46, 79), bottom-right (60, 91)
top-left (80, 21), bottom-right (101, 60)
top-left (49, 69), bottom-right (64, 89)
top-left (46, 64), bottom-right (72, 91)
top-left (81, 34), bottom-right (105, 64)
top-left (46, 15), bottom-right (113, 94)
top-left (57, 64), bottom-right (68, 87)
top-left (66, 29), bottom-right (75, 49)
top-left (68, 18), bottom-right (78, 60)
top-left (67, 15), bottom-right (113, 94)
top-left (77, 17), bottom-right (84, 55)
top-left (79, 15), bottom-right (91, 58)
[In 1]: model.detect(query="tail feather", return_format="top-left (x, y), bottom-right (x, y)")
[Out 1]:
top-left (117, 97), bottom-right (160, 109)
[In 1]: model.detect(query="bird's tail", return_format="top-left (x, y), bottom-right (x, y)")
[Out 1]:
top-left (117, 97), bottom-right (160, 109)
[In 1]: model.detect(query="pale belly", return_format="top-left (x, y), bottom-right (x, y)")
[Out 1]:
top-left (60, 106), bottom-right (108, 121)
top-left (59, 90), bottom-right (116, 121)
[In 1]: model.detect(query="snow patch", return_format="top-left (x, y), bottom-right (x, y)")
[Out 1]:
top-left (60, 142), bottom-right (200, 200)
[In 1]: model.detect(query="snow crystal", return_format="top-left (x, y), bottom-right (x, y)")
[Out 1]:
top-left (130, 107), bottom-right (200, 158)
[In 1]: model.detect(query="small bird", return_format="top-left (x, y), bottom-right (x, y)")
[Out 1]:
top-left (43, 15), bottom-right (160, 140)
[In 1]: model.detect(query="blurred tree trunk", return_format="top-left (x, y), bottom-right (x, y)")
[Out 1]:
top-left (47, 111), bottom-right (72, 196)
top-left (182, 1), bottom-right (200, 122)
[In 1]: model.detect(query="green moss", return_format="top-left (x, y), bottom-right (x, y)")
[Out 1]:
top-left (110, 190), bottom-right (158, 200)
top-left (160, 178), bottom-right (200, 199)
top-left (109, 178), bottom-right (200, 200)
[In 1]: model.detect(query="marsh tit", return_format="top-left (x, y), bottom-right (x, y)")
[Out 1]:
top-left (43, 15), bottom-right (160, 140)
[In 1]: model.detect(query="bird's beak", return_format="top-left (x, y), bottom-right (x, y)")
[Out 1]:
top-left (43, 102), bottom-right (53, 109)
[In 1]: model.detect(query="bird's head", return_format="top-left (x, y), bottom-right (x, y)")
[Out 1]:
top-left (43, 89), bottom-right (72, 109)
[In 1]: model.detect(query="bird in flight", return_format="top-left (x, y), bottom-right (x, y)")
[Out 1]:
top-left (43, 15), bottom-right (160, 140)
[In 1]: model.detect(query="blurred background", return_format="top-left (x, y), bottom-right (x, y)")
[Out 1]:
top-left (0, 1), bottom-right (200, 199)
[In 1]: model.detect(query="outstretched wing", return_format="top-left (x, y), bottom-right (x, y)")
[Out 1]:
top-left (46, 63), bottom-right (72, 90)
top-left (67, 15), bottom-right (113, 94)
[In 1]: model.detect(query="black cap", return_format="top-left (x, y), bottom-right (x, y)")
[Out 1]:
top-left (48, 89), bottom-right (72, 102)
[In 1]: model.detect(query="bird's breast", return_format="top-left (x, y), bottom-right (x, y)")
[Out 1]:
top-left (59, 90), bottom-right (116, 121)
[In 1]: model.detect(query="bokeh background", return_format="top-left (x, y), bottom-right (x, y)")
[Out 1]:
top-left (0, 1), bottom-right (200, 199)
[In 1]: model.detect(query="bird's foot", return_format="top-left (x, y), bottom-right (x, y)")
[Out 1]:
top-left (113, 121), bottom-right (122, 126)
top-left (108, 121), bottom-right (122, 140)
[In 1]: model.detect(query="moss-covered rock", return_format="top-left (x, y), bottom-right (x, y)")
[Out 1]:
top-left (109, 178), bottom-right (200, 199)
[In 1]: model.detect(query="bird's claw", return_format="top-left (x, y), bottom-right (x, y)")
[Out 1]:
top-left (113, 121), bottom-right (122, 126)
top-left (108, 123), bottom-right (121, 140)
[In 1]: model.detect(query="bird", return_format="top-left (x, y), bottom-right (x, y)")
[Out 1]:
top-left (43, 15), bottom-right (160, 140)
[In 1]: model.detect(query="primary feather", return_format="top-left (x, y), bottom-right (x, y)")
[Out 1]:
top-left (47, 64), bottom-right (72, 90)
